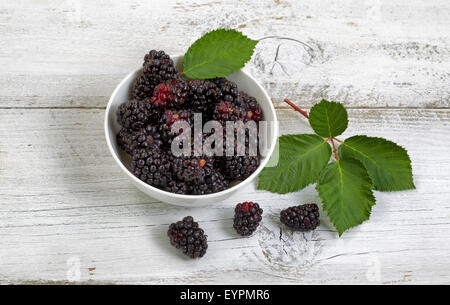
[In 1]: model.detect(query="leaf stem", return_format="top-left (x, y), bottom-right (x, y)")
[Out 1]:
top-left (334, 137), bottom-right (344, 144)
top-left (283, 99), bottom-right (309, 119)
top-left (330, 138), bottom-right (339, 161)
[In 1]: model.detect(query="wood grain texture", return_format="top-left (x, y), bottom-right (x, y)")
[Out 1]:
top-left (0, 0), bottom-right (449, 108)
top-left (0, 108), bottom-right (448, 284)
top-left (0, 0), bottom-right (449, 284)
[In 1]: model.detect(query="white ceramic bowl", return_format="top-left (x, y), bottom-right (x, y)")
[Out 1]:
top-left (105, 55), bottom-right (278, 206)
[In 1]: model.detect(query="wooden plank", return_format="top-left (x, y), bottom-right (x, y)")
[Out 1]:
top-left (0, 0), bottom-right (449, 108)
top-left (0, 108), bottom-right (448, 284)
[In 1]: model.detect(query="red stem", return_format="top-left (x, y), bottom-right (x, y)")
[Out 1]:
top-left (283, 99), bottom-right (309, 119)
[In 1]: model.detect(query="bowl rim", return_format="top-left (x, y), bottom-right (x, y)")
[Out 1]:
top-left (104, 56), bottom-right (278, 200)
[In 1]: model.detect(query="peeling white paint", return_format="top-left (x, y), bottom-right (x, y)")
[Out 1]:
top-left (0, 0), bottom-right (449, 284)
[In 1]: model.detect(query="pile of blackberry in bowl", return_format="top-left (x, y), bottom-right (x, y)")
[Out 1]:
top-left (113, 50), bottom-right (270, 198)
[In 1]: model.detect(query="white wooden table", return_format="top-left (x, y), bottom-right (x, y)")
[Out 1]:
top-left (0, 0), bottom-right (449, 284)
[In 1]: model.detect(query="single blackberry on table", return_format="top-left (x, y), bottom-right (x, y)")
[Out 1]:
top-left (117, 99), bottom-right (156, 130)
top-left (191, 169), bottom-right (229, 195)
top-left (188, 79), bottom-right (221, 113)
top-left (151, 79), bottom-right (189, 108)
top-left (168, 216), bottom-right (208, 258)
top-left (280, 204), bottom-right (320, 231)
top-left (130, 147), bottom-right (172, 189)
top-left (233, 201), bottom-right (263, 236)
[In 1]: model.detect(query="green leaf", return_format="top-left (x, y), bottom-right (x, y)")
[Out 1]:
top-left (257, 134), bottom-right (331, 194)
top-left (309, 100), bottom-right (348, 138)
top-left (182, 29), bottom-right (258, 79)
top-left (317, 158), bottom-right (375, 236)
top-left (338, 135), bottom-right (415, 191)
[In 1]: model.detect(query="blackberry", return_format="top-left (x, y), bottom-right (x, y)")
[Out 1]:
top-left (188, 79), bottom-right (221, 113)
top-left (151, 79), bottom-right (189, 108)
top-left (212, 101), bottom-right (248, 124)
top-left (217, 130), bottom-right (260, 181)
top-left (142, 50), bottom-right (179, 89)
top-left (132, 74), bottom-right (154, 100)
top-left (132, 50), bottom-right (179, 101)
top-left (164, 181), bottom-right (189, 195)
top-left (191, 170), bottom-right (229, 195)
top-left (159, 109), bottom-right (193, 145)
top-left (241, 93), bottom-right (263, 122)
top-left (280, 204), bottom-right (320, 231)
top-left (219, 155), bottom-right (259, 181)
top-left (117, 125), bottom-right (162, 154)
top-left (117, 128), bottom-right (133, 154)
top-left (168, 216), bottom-right (208, 258)
top-left (172, 156), bottom-right (214, 185)
top-left (233, 201), bottom-right (263, 236)
top-left (130, 147), bottom-right (172, 189)
top-left (133, 125), bottom-right (162, 150)
top-left (212, 99), bottom-right (262, 123)
top-left (117, 99), bottom-right (156, 130)
top-left (212, 77), bottom-right (239, 102)
top-left (211, 78), bottom-right (263, 122)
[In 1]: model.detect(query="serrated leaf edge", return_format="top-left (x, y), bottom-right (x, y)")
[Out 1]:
top-left (338, 135), bottom-right (415, 191)
top-left (182, 29), bottom-right (258, 78)
top-left (309, 99), bottom-right (349, 138)
top-left (257, 134), bottom-right (331, 194)
top-left (316, 158), bottom-right (376, 236)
